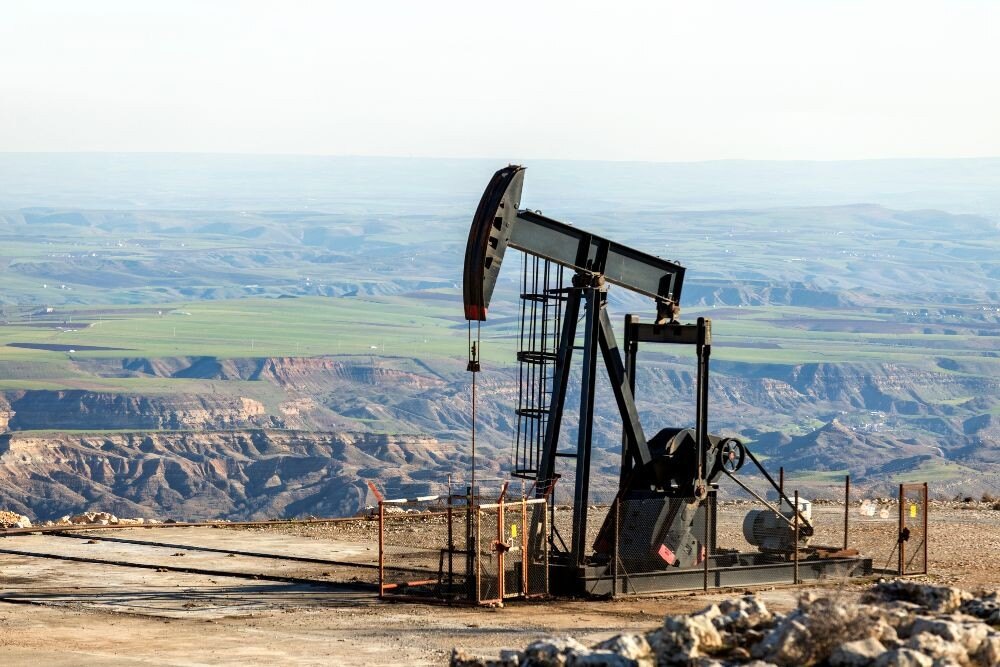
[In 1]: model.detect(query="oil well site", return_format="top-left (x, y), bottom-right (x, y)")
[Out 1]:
top-left (3, 163), bottom-right (999, 666)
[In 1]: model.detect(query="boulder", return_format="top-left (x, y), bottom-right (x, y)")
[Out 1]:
top-left (872, 648), bottom-right (933, 667)
top-left (715, 596), bottom-right (773, 631)
top-left (908, 616), bottom-right (988, 654)
top-left (522, 636), bottom-right (589, 666)
top-left (974, 634), bottom-right (1000, 666)
top-left (904, 632), bottom-right (968, 665)
top-left (567, 651), bottom-right (638, 666)
top-left (593, 634), bottom-right (652, 666)
top-left (962, 592), bottom-right (1000, 624)
top-left (829, 637), bottom-right (887, 667)
top-left (750, 617), bottom-right (810, 666)
top-left (650, 605), bottom-right (724, 665)
top-left (874, 580), bottom-right (972, 613)
top-left (449, 648), bottom-right (519, 667)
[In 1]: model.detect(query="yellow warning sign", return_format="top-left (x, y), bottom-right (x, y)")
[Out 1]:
top-left (910, 503), bottom-right (918, 518)
top-left (510, 524), bottom-right (518, 539)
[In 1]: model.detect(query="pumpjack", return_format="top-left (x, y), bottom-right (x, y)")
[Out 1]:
top-left (463, 165), bottom-right (871, 595)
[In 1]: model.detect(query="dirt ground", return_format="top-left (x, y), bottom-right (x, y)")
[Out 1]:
top-left (1, 503), bottom-right (998, 666)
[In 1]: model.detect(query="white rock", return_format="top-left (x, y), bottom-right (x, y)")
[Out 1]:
top-left (594, 634), bottom-right (652, 665)
top-left (909, 617), bottom-right (987, 654)
top-left (876, 580), bottom-right (971, 613)
top-left (872, 648), bottom-right (933, 667)
top-left (497, 649), bottom-right (522, 666)
top-left (974, 634), bottom-right (1000, 667)
top-left (905, 632), bottom-right (968, 665)
top-left (523, 636), bottom-right (589, 666)
top-left (652, 606), bottom-right (725, 665)
top-left (567, 651), bottom-right (637, 666)
top-left (830, 638), bottom-right (887, 667)
top-left (751, 617), bottom-right (810, 665)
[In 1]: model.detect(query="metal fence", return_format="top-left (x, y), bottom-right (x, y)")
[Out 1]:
top-left (378, 493), bottom-right (548, 604)
top-left (899, 483), bottom-right (928, 576)
top-left (579, 475), bottom-right (929, 596)
top-left (377, 495), bottom-right (464, 601)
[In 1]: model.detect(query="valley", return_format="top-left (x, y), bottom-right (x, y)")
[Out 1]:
top-left (0, 155), bottom-right (997, 521)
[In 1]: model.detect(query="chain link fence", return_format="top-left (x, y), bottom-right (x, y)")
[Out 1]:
top-left (378, 492), bottom-right (548, 604)
top-left (377, 495), bottom-right (464, 601)
top-left (899, 483), bottom-right (928, 575)
top-left (578, 473), bottom-right (927, 595)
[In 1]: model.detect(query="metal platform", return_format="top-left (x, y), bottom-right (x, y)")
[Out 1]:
top-left (553, 554), bottom-right (874, 597)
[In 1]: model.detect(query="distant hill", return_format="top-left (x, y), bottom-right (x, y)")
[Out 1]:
top-left (0, 153), bottom-right (996, 518)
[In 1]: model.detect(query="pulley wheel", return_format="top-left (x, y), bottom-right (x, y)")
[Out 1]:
top-left (719, 438), bottom-right (745, 473)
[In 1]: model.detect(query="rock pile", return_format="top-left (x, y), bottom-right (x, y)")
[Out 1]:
top-left (451, 581), bottom-right (1000, 667)
top-left (42, 512), bottom-right (156, 526)
top-left (0, 509), bottom-right (32, 528)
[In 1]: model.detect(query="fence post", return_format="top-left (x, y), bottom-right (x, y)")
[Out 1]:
top-left (498, 495), bottom-right (505, 601)
top-left (923, 482), bottom-right (929, 575)
top-left (378, 500), bottom-right (385, 598)
top-left (544, 498), bottom-right (549, 595)
top-left (521, 495), bottom-right (528, 595)
top-left (793, 490), bottom-right (799, 585)
top-left (611, 497), bottom-right (619, 597)
top-left (475, 505), bottom-right (482, 603)
top-left (703, 495), bottom-right (709, 591)
top-left (447, 492), bottom-right (454, 596)
top-left (844, 474), bottom-right (850, 551)
top-left (898, 483), bottom-right (905, 576)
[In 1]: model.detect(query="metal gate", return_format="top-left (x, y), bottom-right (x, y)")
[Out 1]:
top-left (898, 482), bottom-right (928, 575)
top-left (476, 497), bottom-right (548, 604)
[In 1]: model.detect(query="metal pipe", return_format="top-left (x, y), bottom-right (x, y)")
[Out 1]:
top-left (521, 495), bottom-right (528, 595)
top-left (745, 449), bottom-right (811, 530)
top-left (703, 495), bottom-right (710, 591)
top-left (721, 468), bottom-right (798, 529)
top-left (571, 286), bottom-right (599, 566)
top-left (844, 475), bottom-right (850, 551)
top-left (447, 491), bottom-right (454, 596)
top-left (498, 495), bottom-right (505, 602)
top-left (611, 497), bottom-right (619, 597)
top-left (793, 490), bottom-right (799, 585)
top-left (923, 482), bottom-right (929, 575)
top-left (378, 501), bottom-right (385, 597)
top-left (898, 483), bottom-right (905, 576)
top-left (695, 317), bottom-right (710, 494)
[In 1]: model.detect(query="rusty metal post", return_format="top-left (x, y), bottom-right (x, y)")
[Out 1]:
top-left (611, 497), bottom-right (619, 597)
top-left (543, 498), bottom-right (549, 595)
top-left (521, 495), bottom-right (528, 595)
top-left (898, 483), bottom-right (905, 576)
top-left (447, 492), bottom-right (454, 596)
top-left (844, 474), bottom-right (850, 551)
top-left (779, 467), bottom-right (784, 497)
top-left (703, 495), bottom-right (710, 591)
top-left (475, 506), bottom-right (482, 603)
top-left (497, 495), bottom-right (505, 601)
top-left (793, 490), bottom-right (799, 585)
top-left (923, 482), bottom-right (929, 575)
top-left (466, 485), bottom-right (474, 601)
top-left (378, 501), bottom-right (385, 598)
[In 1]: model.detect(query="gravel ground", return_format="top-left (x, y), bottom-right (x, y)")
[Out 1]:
top-left (259, 500), bottom-right (1000, 590)
top-left (0, 502), bottom-right (997, 666)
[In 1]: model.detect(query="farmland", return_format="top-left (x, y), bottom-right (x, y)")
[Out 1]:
top-left (0, 154), bottom-right (997, 520)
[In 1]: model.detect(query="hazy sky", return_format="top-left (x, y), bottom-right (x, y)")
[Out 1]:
top-left (2, 1), bottom-right (998, 161)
